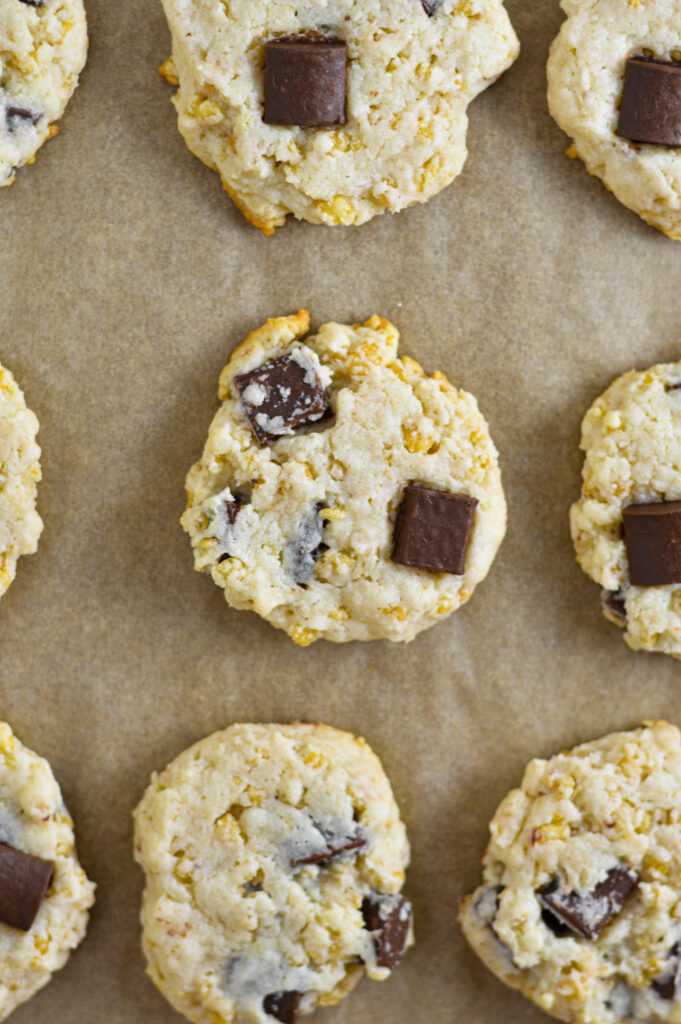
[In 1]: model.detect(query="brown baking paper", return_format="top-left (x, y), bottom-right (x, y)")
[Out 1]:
top-left (4, 0), bottom-right (681, 1021)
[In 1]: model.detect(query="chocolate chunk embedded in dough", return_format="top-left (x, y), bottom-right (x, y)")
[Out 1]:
top-left (264, 37), bottom-right (347, 127)
top-left (600, 588), bottom-right (627, 626)
top-left (652, 942), bottom-right (681, 1000)
top-left (617, 58), bottom-right (681, 146)
top-left (263, 991), bottom-right (301, 1023)
top-left (623, 501), bottom-right (681, 586)
top-left (0, 843), bottom-right (53, 931)
top-left (421, 0), bottom-right (439, 13)
top-left (362, 893), bottom-right (413, 969)
top-left (5, 107), bottom-right (40, 132)
top-left (234, 354), bottom-right (330, 446)
top-left (290, 831), bottom-right (365, 867)
top-left (392, 484), bottom-right (477, 574)
top-left (538, 866), bottom-right (638, 940)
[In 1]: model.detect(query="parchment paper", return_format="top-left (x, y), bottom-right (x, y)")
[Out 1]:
top-left (4, 1), bottom-right (681, 1020)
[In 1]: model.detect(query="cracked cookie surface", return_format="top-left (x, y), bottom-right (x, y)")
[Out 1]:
top-left (159, 0), bottom-right (518, 233)
top-left (180, 311), bottom-right (506, 645)
top-left (0, 721), bottom-right (95, 1020)
top-left (547, 0), bottom-right (681, 239)
top-left (0, 0), bottom-right (87, 186)
top-left (0, 361), bottom-right (42, 599)
top-left (460, 721), bottom-right (681, 1024)
top-left (570, 360), bottom-right (681, 658)
top-left (133, 722), bottom-right (412, 1024)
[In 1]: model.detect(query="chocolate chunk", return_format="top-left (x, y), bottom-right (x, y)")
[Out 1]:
top-left (5, 107), bottom-right (40, 132)
top-left (653, 942), bottom-right (681, 1000)
top-left (421, 0), bottom-right (439, 13)
top-left (285, 504), bottom-right (326, 585)
top-left (17, 0), bottom-right (44, 5)
top-left (234, 354), bottom-right (330, 446)
top-left (600, 588), bottom-right (627, 626)
top-left (623, 501), bottom-right (681, 586)
top-left (263, 991), bottom-right (301, 1023)
top-left (0, 843), bottom-right (53, 931)
top-left (362, 894), bottom-right (412, 969)
top-left (225, 497), bottom-right (243, 527)
top-left (538, 866), bottom-right (638, 940)
top-left (617, 58), bottom-right (681, 146)
top-left (541, 906), bottom-right (571, 938)
top-left (290, 831), bottom-right (365, 867)
top-left (264, 37), bottom-right (347, 127)
top-left (392, 484), bottom-right (478, 575)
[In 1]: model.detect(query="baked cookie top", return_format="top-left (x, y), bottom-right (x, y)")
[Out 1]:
top-left (0, 361), bottom-right (42, 599)
top-left (547, 0), bottom-right (681, 239)
top-left (0, 0), bottom-right (87, 187)
top-left (460, 721), bottom-right (681, 1024)
top-left (133, 722), bottom-right (412, 1024)
top-left (180, 311), bottom-right (506, 645)
top-left (159, 0), bottom-right (519, 233)
top-left (570, 360), bottom-right (681, 658)
top-left (0, 720), bottom-right (95, 1021)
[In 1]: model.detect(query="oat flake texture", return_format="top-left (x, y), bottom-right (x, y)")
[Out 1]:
top-left (159, 0), bottom-right (519, 233)
top-left (547, 0), bottom-right (681, 239)
top-left (0, 721), bottom-right (95, 1020)
top-left (180, 311), bottom-right (507, 645)
top-left (0, 0), bottom-right (87, 186)
top-left (0, 361), bottom-right (42, 599)
top-left (460, 721), bottom-right (681, 1024)
top-left (133, 722), bottom-right (412, 1024)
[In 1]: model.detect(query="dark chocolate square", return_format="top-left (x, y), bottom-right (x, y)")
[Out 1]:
top-left (538, 866), bottom-right (638, 940)
top-left (622, 500), bottom-right (681, 586)
top-left (392, 484), bottom-right (477, 575)
top-left (0, 843), bottom-right (53, 931)
top-left (264, 37), bottom-right (347, 127)
top-left (617, 57), bottom-right (681, 146)
top-left (362, 894), bottom-right (413, 969)
top-left (263, 991), bottom-right (301, 1023)
top-left (234, 353), bottom-right (330, 446)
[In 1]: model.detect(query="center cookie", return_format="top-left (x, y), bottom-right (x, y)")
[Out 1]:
top-left (460, 721), bottom-right (681, 1024)
top-left (133, 722), bottom-right (413, 1024)
top-left (158, 0), bottom-right (519, 233)
top-left (0, 0), bottom-right (88, 187)
top-left (180, 311), bottom-right (507, 645)
top-left (0, 361), bottom-right (42, 600)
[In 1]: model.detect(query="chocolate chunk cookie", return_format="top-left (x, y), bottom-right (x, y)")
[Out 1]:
top-left (460, 721), bottom-right (681, 1024)
top-left (133, 722), bottom-right (412, 1024)
top-left (0, 0), bottom-right (87, 186)
top-left (180, 311), bottom-right (506, 645)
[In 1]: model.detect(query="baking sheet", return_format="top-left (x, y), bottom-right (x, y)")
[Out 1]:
top-left (4, 0), bottom-right (681, 1021)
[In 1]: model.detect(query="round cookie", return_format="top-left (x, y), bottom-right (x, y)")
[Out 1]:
top-left (133, 722), bottom-right (413, 1024)
top-left (180, 311), bottom-right (506, 645)
top-left (570, 359), bottom-right (681, 659)
top-left (460, 720), bottom-right (681, 1024)
top-left (159, 0), bottom-right (519, 234)
top-left (0, 361), bottom-right (42, 599)
top-left (0, 0), bottom-right (87, 187)
top-left (547, 0), bottom-right (681, 239)
top-left (0, 720), bottom-right (95, 1020)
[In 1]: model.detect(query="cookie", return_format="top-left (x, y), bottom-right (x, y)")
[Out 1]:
top-left (158, 0), bottom-right (519, 234)
top-left (547, 0), bottom-right (681, 239)
top-left (0, 721), bottom-right (95, 1019)
top-left (133, 722), bottom-right (412, 1024)
top-left (459, 721), bottom-right (681, 1024)
top-left (0, 0), bottom-right (87, 187)
top-left (180, 311), bottom-right (506, 645)
top-left (0, 361), bottom-right (42, 599)
top-left (570, 359), bottom-right (681, 659)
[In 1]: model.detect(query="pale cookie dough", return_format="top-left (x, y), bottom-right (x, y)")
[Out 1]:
top-left (133, 722), bottom-right (412, 1024)
top-left (0, 0), bottom-right (87, 187)
top-left (547, 0), bottom-right (681, 239)
top-left (570, 360), bottom-right (681, 658)
top-left (460, 720), bottom-right (681, 1024)
top-left (0, 361), bottom-right (42, 599)
top-left (180, 311), bottom-right (507, 645)
top-left (159, 0), bottom-right (519, 234)
top-left (0, 721), bottom-right (95, 1020)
